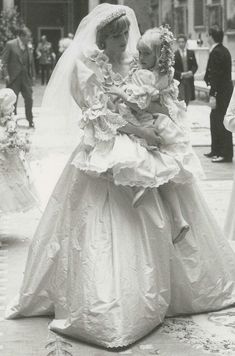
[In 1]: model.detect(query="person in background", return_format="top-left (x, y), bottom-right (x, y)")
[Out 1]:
top-left (58, 33), bottom-right (74, 59)
top-left (174, 34), bottom-right (198, 106)
top-left (1, 27), bottom-right (35, 128)
top-left (204, 26), bottom-right (233, 163)
top-left (36, 35), bottom-right (53, 85)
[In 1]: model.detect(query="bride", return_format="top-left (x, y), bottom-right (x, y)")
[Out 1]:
top-left (6, 3), bottom-right (235, 348)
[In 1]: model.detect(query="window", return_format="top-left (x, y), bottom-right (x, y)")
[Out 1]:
top-left (226, 0), bottom-right (235, 32)
top-left (175, 5), bottom-right (188, 35)
top-left (207, 4), bottom-right (222, 28)
top-left (100, 0), bottom-right (118, 4)
top-left (194, 0), bottom-right (205, 28)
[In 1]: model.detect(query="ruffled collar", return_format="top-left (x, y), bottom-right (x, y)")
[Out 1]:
top-left (88, 49), bottom-right (131, 87)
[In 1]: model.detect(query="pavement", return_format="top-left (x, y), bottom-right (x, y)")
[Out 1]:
top-left (1, 85), bottom-right (235, 355)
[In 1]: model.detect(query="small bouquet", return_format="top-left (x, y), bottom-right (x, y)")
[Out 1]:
top-left (0, 88), bottom-right (31, 154)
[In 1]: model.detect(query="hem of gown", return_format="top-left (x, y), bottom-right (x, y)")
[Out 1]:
top-left (71, 163), bottom-right (180, 189)
top-left (113, 168), bottom-right (180, 188)
top-left (48, 319), bottom-right (163, 349)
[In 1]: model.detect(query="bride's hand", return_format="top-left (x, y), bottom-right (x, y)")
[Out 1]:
top-left (141, 127), bottom-right (162, 146)
top-left (147, 102), bottom-right (169, 116)
top-left (104, 85), bottom-right (123, 97)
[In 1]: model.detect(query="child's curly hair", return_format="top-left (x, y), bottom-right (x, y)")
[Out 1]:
top-left (137, 25), bottom-right (175, 75)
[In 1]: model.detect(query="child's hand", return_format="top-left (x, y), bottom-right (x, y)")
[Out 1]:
top-left (147, 102), bottom-right (169, 116)
top-left (141, 127), bottom-right (162, 146)
top-left (104, 85), bottom-right (124, 98)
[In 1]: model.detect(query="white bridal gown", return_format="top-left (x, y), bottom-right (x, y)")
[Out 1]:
top-left (6, 52), bottom-right (235, 349)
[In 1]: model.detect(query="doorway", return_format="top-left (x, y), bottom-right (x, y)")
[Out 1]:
top-left (38, 27), bottom-right (64, 55)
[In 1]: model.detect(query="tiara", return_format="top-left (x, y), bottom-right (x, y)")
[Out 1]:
top-left (97, 8), bottom-right (126, 31)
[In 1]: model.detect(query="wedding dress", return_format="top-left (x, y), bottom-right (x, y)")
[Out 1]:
top-left (6, 4), bottom-right (235, 349)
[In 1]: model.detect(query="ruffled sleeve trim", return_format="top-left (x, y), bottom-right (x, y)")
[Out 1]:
top-left (125, 69), bottom-right (158, 110)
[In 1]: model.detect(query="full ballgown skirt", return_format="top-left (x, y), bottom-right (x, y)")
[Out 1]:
top-left (6, 49), bottom-right (235, 347)
top-left (6, 145), bottom-right (173, 347)
top-left (6, 145), bottom-right (235, 347)
top-left (168, 181), bottom-right (235, 315)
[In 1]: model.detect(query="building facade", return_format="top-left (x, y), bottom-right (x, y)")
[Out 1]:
top-left (1, 0), bottom-right (88, 54)
top-left (2, 0), bottom-right (235, 59)
top-left (89, 0), bottom-right (235, 59)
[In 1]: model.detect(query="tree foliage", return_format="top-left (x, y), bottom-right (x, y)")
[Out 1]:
top-left (0, 6), bottom-right (24, 53)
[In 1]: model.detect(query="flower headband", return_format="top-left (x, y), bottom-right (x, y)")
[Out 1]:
top-left (97, 8), bottom-right (126, 31)
top-left (158, 25), bottom-right (175, 75)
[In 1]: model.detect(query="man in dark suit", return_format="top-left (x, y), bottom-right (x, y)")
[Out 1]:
top-left (174, 34), bottom-right (198, 106)
top-left (204, 27), bottom-right (233, 163)
top-left (2, 27), bottom-right (35, 128)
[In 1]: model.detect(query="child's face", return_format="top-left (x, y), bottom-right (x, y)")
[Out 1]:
top-left (138, 44), bottom-right (156, 70)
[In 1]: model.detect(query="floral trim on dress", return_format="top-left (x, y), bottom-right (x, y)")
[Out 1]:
top-left (0, 114), bottom-right (31, 154)
top-left (89, 49), bottom-right (126, 88)
top-left (78, 49), bottom-right (127, 147)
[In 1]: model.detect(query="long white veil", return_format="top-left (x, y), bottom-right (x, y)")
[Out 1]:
top-left (36, 4), bottom-right (140, 149)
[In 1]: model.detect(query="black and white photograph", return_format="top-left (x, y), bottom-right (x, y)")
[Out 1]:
top-left (1, 0), bottom-right (235, 355)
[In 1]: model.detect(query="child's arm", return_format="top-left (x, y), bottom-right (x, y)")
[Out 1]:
top-left (107, 98), bottom-right (117, 112)
top-left (105, 86), bottom-right (143, 114)
top-left (118, 123), bottom-right (162, 146)
top-left (105, 85), bottom-right (169, 117)
top-left (147, 101), bottom-right (169, 116)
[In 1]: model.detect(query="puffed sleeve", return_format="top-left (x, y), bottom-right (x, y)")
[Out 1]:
top-left (224, 88), bottom-right (235, 132)
top-left (125, 69), bottom-right (159, 110)
top-left (71, 59), bottom-right (127, 149)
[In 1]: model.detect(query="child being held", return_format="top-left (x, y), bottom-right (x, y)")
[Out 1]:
top-left (105, 26), bottom-right (204, 243)
top-left (72, 26), bottom-right (203, 244)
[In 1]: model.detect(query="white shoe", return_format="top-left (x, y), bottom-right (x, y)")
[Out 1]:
top-left (173, 225), bottom-right (190, 244)
top-left (132, 188), bottom-right (145, 208)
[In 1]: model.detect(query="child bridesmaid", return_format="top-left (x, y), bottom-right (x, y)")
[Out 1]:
top-left (0, 88), bottom-right (38, 246)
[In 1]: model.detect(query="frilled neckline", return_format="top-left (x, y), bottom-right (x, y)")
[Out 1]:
top-left (88, 48), bottom-right (138, 86)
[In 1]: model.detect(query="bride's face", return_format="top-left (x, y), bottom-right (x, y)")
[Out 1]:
top-left (104, 28), bottom-right (129, 54)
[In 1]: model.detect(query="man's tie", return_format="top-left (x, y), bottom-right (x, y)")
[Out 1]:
top-left (182, 50), bottom-right (188, 72)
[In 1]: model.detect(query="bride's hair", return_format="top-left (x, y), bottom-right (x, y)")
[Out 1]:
top-left (96, 14), bottom-right (130, 49)
top-left (137, 26), bottom-right (175, 74)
